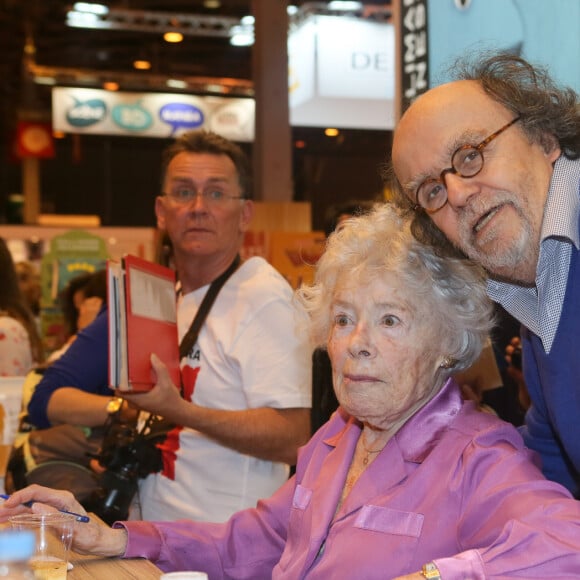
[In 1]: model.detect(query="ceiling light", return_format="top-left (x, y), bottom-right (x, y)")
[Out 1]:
top-left (325, 128), bottom-right (340, 137)
top-left (103, 81), bottom-right (119, 91)
top-left (66, 11), bottom-right (100, 26)
top-left (163, 31), bottom-right (184, 43)
top-left (203, 0), bottom-right (221, 8)
top-left (72, 2), bottom-right (109, 15)
top-left (229, 25), bottom-right (254, 47)
top-left (133, 60), bottom-right (151, 70)
top-left (166, 79), bottom-right (188, 89)
top-left (34, 76), bottom-right (57, 86)
top-left (327, 1), bottom-right (363, 11)
top-left (230, 33), bottom-right (254, 47)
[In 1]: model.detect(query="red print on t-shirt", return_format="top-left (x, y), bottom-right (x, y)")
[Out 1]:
top-left (158, 365), bottom-right (200, 480)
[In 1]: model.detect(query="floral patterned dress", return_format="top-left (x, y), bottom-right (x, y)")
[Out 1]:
top-left (0, 315), bottom-right (33, 376)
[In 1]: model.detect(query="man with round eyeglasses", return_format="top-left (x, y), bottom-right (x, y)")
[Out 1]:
top-left (389, 52), bottom-right (580, 496)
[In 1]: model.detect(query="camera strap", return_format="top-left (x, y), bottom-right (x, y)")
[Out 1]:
top-left (178, 253), bottom-right (241, 396)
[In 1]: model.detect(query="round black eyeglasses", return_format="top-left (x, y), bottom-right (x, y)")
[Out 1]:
top-left (414, 116), bottom-right (521, 213)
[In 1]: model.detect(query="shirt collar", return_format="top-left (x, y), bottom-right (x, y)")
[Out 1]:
top-left (540, 155), bottom-right (580, 249)
top-left (395, 378), bottom-right (463, 462)
top-left (485, 156), bottom-right (580, 351)
top-left (322, 379), bottom-right (463, 464)
top-left (486, 154), bottom-right (580, 296)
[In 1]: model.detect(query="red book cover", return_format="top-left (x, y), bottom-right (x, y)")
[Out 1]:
top-left (108, 254), bottom-right (180, 392)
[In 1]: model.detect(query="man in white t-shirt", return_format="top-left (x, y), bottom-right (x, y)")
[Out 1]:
top-left (125, 130), bottom-right (312, 522)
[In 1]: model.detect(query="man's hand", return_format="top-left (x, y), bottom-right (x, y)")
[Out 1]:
top-left (504, 337), bottom-right (529, 410)
top-left (119, 353), bottom-right (187, 423)
top-left (504, 336), bottom-right (522, 368)
top-left (121, 353), bottom-right (310, 465)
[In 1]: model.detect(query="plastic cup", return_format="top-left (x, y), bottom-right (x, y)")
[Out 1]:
top-left (9, 512), bottom-right (75, 580)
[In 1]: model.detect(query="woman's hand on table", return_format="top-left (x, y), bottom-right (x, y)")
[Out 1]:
top-left (0, 484), bottom-right (128, 557)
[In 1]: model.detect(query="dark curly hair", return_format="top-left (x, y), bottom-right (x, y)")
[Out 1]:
top-left (385, 51), bottom-right (580, 256)
top-left (160, 129), bottom-right (253, 200)
top-left (59, 269), bottom-right (107, 337)
top-left (458, 52), bottom-right (579, 159)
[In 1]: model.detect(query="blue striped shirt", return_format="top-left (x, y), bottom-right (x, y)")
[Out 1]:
top-left (487, 156), bottom-right (580, 353)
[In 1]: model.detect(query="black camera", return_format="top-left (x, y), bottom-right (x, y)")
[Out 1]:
top-left (88, 414), bottom-right (173, 525)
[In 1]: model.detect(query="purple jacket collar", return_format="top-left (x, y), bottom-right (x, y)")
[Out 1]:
top-left (322, 378), bottom-right (464, 464)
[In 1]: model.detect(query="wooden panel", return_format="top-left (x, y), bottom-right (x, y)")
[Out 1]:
top-left (250, 202), bottom-right (311, 233)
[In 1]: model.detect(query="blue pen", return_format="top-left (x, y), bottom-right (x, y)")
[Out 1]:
top-left (0, 494), bottom-right (90, 523)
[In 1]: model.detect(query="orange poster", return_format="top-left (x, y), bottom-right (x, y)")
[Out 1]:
top-left (268, 231), bottom-right (326, 289)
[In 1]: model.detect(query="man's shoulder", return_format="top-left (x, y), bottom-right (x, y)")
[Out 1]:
top-left (238, 256), bottom-right (282, 277)
top-left (233, 257), bottom-right (293, 298)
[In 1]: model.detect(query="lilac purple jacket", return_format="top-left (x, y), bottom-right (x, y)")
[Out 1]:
top-left (120, 378), bottom-right (580, 578)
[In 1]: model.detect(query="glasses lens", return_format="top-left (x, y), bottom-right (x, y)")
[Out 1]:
top-left (207, 189), bottom-right (225, 202)
top-left (168, 188), bottom-right (196, 204)
top-left (167, 188), bottom-right (240, 205)
top-left (452, 146), bottom-right (484, 178)
top-left (417, 179), bottom-right (447, 212)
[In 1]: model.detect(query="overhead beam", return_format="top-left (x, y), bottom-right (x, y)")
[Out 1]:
top-left (66, 7), bottom-right (242, 37)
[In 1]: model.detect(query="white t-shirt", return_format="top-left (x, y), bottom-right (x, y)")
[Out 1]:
top-left (135, 257), bottom-right (312, 522)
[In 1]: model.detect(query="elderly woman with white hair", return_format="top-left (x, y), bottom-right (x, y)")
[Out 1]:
top-left (2, 204), bottom-right (580, 579)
